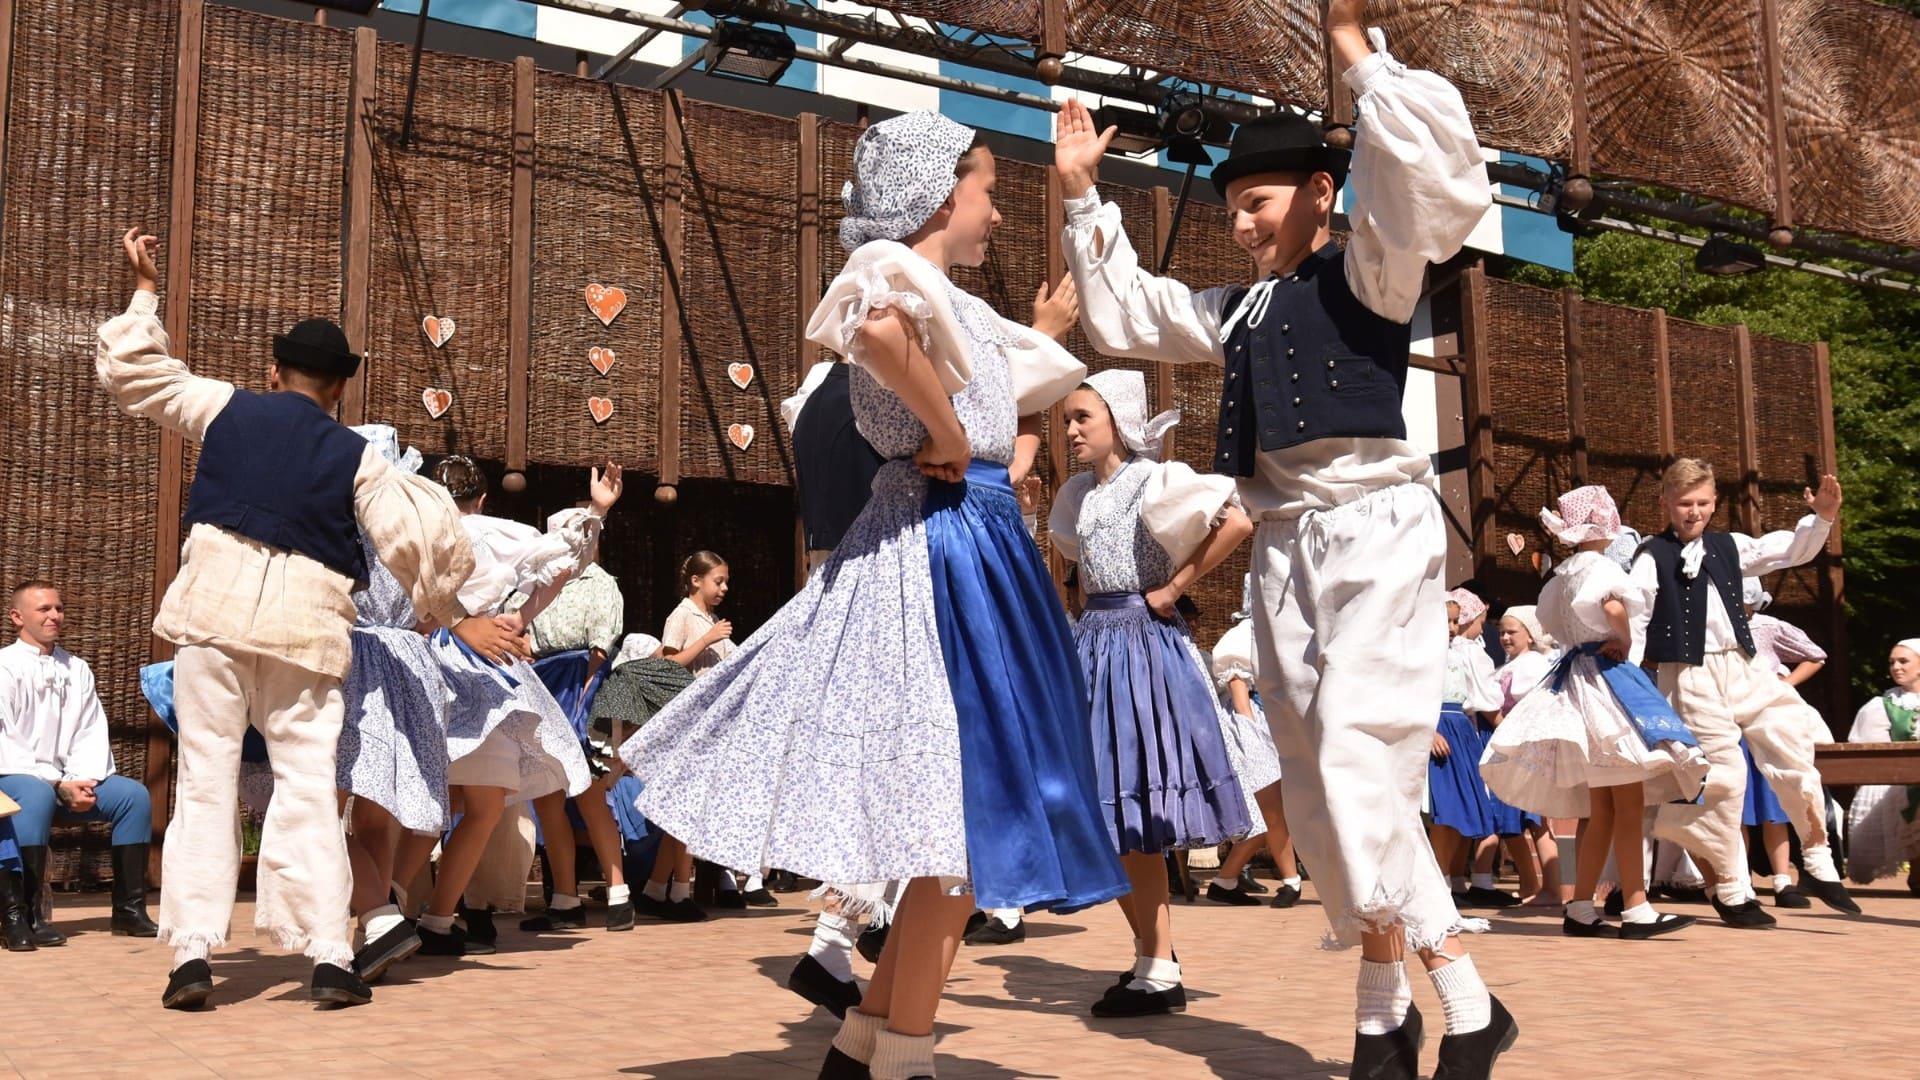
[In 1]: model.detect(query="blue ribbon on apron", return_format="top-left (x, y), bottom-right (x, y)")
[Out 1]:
top-left (431, 627), bottom-right (521, 690)
top-left (1551, 643), bottom-right (1699, 752)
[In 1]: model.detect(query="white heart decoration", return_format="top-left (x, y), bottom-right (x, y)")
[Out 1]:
top-left (421, 387), bottom-right (452, 419)
top-left (1505, 533), bottom-right (1526, 556)
top-left (422, 315), bottom-right (455, 349)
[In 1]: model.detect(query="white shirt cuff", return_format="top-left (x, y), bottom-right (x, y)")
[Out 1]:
top-left (1342, 47), bottom-right (1398, 97)
top-left (1063, 188), bottom-right (1103, 224)
top-left (130, 289), bottom-right (160, 317)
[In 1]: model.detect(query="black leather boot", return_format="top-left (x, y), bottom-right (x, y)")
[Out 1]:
top-left (111, 843), bottom-right (159, 937)
top-left (1, 868), bottom-right (36, 951)
top-left (19, 847), bottom-right (64, 947)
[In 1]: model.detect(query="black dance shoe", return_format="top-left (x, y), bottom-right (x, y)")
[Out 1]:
top-left (606, 899), bottom-right (636, 931)
top-left (1270, 883), bottom-right (1301, 909)
top-left (456, 902), bottom-right (497, 946)
top-left (1710, 896), bottom-right (1777, 929)
top-left (712, 889), bottom-right (748, 910)
top-left (1601, 889), bottom-right (1624, 918)
top-left (817, 1045), bottom-right (871, 1080)
top-left (787, 954), bottom-right (862, 1019)
top-left (1205, 882), bottom-right (1260, 907)
top-left (519, 904), bottom-right (588, 932)
top-left (161, 959), bottom-right (214, 1010)
top-left (1619, 912), bottom-right (1694, 940)
top-left (418, 923), bottom-right (494, 956)
top-left (855, 923), bottom-right (888, 964)
top-left (743, 888), bottom-right (779, 907)
top-left (637, 895), bottom-right (709, 923)
top-left (1462, 886), bottom-right (1520, 909)
top-left (353, 919), bottom-right (421, 982)
top-left (962, 916), bottom-right (1025, 946)
top-left (1090, 979), bottom-right (1186, 1017)
top-left (1433, 995), bottom-right (1518, 1079)
top-left (1772, 883), bottom-right (1812, 909)
top-left (1561, 915), bottom-right (1616, 938)
top-left (1237, 868), bottom-right (1269, 894)
top-left (1350, 1003), bottom-right (1424, 1080)
top-left (310, 962), bottom-right (372, 1007)
top-left (1799, 876), bottom-right (1863, 915)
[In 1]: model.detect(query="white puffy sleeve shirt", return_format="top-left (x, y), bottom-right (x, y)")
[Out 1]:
top-left (457, 509), bottom-right (603, 619)
top-left (0, 641), bottom-right (116, 782)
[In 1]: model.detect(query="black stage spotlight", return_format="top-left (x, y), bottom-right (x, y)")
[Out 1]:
top-left (701, 20), bottom-right (797, 85)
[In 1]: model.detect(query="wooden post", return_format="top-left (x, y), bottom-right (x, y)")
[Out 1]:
top-left (1320, 0), bottom-right (1354, 129)
top-left (793, 112), bottom-right (821, 591)
top-left (1812, 341), bottom-right (1846, 727)
top-left (1652, 306), bottom-right (1675, 464)
top-left (1458, 262), bottom-right (1497, 578)
top-left (0, 0), bottom-right (14, 185)
top-left (148, 0), bottom-right (205, 850)
top-left (1564, 0), bottom-right (1591, 177)
top-left (656, 89), bottom-right (686, 497)
top-left (505, 56), bottom-right (534, 482)
top-left (1037, 0), bottom-right (1066, 79)
top-left (1561, 287), bottom-right (1587, 485)
top-left (1151, 186), bottom-right (1176, 455)
top-left (1044, 166), bottom-right (1069, 599)
top-left (1732, 324), bottom-right (1761, 533)
top-left (1757, 0), bottom-right (1794, 231)
top-left (340, 26), bottom-right (377, 425)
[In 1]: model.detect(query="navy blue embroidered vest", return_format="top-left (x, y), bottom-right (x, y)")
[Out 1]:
top-left (1638, 530), bottom-right (1755, 665)
top-left (1214, 242), bottom-right (1413, 477)
top-left (182, 389), bottom-right (368, 584)
top-left (793, 365), bottom-right (884, 553)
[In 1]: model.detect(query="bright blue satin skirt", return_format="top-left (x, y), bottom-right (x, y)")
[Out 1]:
top-left (1742, 739), bottom-right (1789, 826)
top-left (924, 460), bottom-right (1129, 914)
top-left (1473, 717), bottom-right (1542, 837)
top-left (1431, 703), bottom-right (1495, 837)
top-left (532, 650), bottom-right (610, 742)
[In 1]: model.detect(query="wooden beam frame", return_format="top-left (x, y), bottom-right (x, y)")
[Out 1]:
top-left (1561, 287), bottom-right (1588, 485)
top-left (1151, 185), bottom-right (1176, 455)
top-left (1565, 0), bottom-right (1591, 176)
top-left (1732, 323), bottom-right (1761, 533)
top-left (657, 89), bottom-right (686, 494)
top-left (505, 56), bottom-right (534, 480)
top-left (1044, 165), bottom-right (1069, 598)
top-left (1812, 340), bottom-right (1846, 727)
top-left (1652, 306), bottom-right (1675, 464)
top-left (340, 26), bottom-right (377, 425)
top-left (1757, 0), bottom-right (1795, 230)
top-left (793, 112), bottom-right (821, 590)
top-left (1458, 262), bottom-right (1498, 578)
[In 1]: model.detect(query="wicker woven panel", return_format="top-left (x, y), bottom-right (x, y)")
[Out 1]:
top-left (1746, 335), bottom-right (1831, 691)
top-left (366, 43), bottom-right (514, 458)
top-left (1066, 0), bottom-right (1324, 110)
top-left (190, 11), bottom-right (350, 389)
top-left (1583, 0), bottom-right (1773, 214)
top-left (1778, 0), bottom-right (1920, 248)
top-left (1159, 200), bottom-right (1248, 648)
top-left (1482, 281), bottom-right (1573, 586)
top-left (531, 76), bottom-right (664, 471)
top-left (1662, 318), bottom-right (1742, 530)
top-left (676, 102), bottom-right (799, 486)
top-left (1574, 301), bottom-right (1665, 536)
top-left (0, 0), bottom-right (179, 884)
top-left (873, 0), bottom-right (1041, 39)
top-left (815, 120), bottom-right (865, 363)
top-left (1372, 0), bottom-right (1571, 159)
top-left (1064, 182), bottom-right (1162, 467)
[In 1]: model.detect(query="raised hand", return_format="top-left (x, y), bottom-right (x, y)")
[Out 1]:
top-left (1327, 0), bottom-right (1367, 31)
top-left (590, 462), bottom-right (624, 514)
top-left (1032, 274), bottom-right (1081, 343)
top-left (1014, 474), bottom-right (1043, 517)
top-left (122, 226), bottom-right (160, 293)
top-left (1805, 473), bottom-right (1842, 520)
top-left (1053, 99), bottom-right (1117, 201)
top-left (705, 619), bottom-right (734, 645)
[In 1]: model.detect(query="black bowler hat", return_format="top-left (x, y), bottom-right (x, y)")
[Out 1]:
top-left (1211, 111), bottom-right (1350, 199)
top-left (272, 318), bottom-right (362, 377)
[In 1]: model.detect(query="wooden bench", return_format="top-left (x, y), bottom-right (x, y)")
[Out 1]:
top-left (1815, 743), bottom-right (1920, 786)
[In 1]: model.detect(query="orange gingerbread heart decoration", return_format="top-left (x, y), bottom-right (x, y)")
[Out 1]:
top-left (727, 423), bottom-right (754, 451)
top-left (585, 284), bottom-right (627, 326)
top-left (421, 315), bottom-right (455, 348)
top-left (588, 396), bottom-right (614, 424)
top-left (728, 363), bottom-right (754, 390)
top-left (588, 347), bottom-right (617, 377)
top-left (421, 387), bottom-right (452, 419)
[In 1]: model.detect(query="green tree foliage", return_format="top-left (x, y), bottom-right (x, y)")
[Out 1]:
top-left (1500, 231), bottom-right (1920, 708)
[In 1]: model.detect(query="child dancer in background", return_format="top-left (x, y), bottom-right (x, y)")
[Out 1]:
top-left (1739, 577), bottom-right (1829, 909)
top-left (1481, 486), bottom-right (1707, 939)
top-left (1429, 592), bottom-right (1499, 905)
top-left (1493, 605), bottom-right (1563, 906)
top-left (1206, 576), bottom-right (1299, 910)
top-left (1049, 368), bottom-right (1254, 1016)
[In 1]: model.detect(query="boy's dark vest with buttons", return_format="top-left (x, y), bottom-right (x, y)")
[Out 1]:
top-left (1636, 530), bottom-right (1754, 665)
top-left (182, 389), bottom-right (368, 584)
top-left (1213, 243), bottom-right (1412, 477)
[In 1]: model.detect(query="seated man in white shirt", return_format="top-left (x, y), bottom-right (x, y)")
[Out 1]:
top-left (0, 581), bottom-right (157, 942)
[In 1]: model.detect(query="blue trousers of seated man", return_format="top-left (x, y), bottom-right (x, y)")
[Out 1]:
top-left (0, 773), bottom-right (157, 937)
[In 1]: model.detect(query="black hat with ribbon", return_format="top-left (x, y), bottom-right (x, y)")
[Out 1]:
top-left (272, 318), bottom-right (362, 377)
top-left (1210, 111), bottom-right (1350, 199)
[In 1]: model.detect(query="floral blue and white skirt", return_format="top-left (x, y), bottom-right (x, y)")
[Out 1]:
top-left (437, 635), bottom-right (593, 805)
top-left (622, 460), bottom-right (1128, 913)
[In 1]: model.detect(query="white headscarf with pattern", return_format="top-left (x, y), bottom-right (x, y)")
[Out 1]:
top-left (838, 111), bottom-right (977, 253)
top-left (1082, 369), bottom-right (1181, 462)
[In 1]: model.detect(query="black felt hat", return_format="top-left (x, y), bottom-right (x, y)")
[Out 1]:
top-left (272, 318), bottom-right (362, 377)
top-left (1211, 112), bottom-right (1350, 199)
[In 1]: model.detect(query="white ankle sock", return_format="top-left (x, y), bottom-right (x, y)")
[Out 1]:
top-left (1448, 875), bottom-right (1468, 892)
top-left (1802, 845), bottom-right (1840, 882)
top-left (1772, 873), bottom-right (1793, 893)
top-left (1211, 875), bottom-right (1243, 891)
top-left (809, 913), bottom-right (858, 982)
top-left (1127, 954), bottom-right (1180, 992)
top-left (419, 912), bottom-right (455, 934)
top-left (832, 1010), bottom-right (886, 1065)
top-left (1470, 872), bottom-right (1495, 890)
top-left (1428, 954), bottom-right (1492, 1035)
top-left (642, 881), bottom-right (668, 902)
top-left (362, 904), bottom-right (405, 942)
top-left (1620, 901), bottom-right (1659, 924)
top-left (989, 908), bottom-right (1022, 928)
top-left (607, 883), bottom-right (631, 904)
top-left (870, 1030), bottom-right (937, 1080)
top-left (1566, 899), bottom-right (1602, 925)
top-left (1715, 880), bottom-right (1754, 906)
top-left (1280, 876), bottom-right (1302, 889)
top-left (172, 942), bottom-right (210, 969)
top-left (668, 881), bottom-right (692, 903)
top-left (549, 893), bottom-right (583, 911)
top-left (1355, 959), bottom-right (1412, 1035)
top-left (745, 873), bottom-right (765, 892)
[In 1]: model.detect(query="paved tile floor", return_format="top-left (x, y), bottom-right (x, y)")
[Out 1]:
top-left (0, 881), bottom-right (1911, 1078)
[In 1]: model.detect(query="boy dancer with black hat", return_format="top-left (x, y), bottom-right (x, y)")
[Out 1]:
top-left (96, 227), bottom-right (526, 1009)
top-left (1057, 2), bottom-right (1508, 1074)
